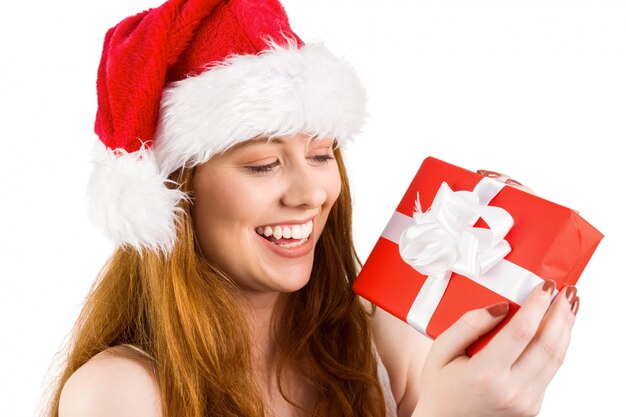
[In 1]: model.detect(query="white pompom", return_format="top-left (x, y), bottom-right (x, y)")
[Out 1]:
top-left (86, 141), bottom-right (188, 256)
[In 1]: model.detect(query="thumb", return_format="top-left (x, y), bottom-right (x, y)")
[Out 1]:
top-left (427, 302), bottom-right (510, 368)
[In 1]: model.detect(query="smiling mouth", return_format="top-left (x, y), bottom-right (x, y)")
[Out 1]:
top-left (255, 219), bottom-right (313, 248)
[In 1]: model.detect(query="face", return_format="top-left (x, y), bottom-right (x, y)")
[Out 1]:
top-left (191, 133), bottom-right (342, 297)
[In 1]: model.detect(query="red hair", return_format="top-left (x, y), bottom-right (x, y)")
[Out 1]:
top-left (42, 147), bottom-right (386, 417)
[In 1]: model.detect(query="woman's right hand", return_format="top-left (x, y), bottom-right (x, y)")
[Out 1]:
top-left (412, 281), bottom-right (579, 417)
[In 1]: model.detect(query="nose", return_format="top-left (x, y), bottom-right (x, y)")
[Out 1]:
top-left (280, 162), bottom-right (327, 209)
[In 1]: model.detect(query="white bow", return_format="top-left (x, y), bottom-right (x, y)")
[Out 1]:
top-left (399, 181), bottom-right (514, 282)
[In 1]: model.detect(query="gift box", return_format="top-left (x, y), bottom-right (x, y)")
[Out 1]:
top-left (353, 156), bottom-right (604, 356)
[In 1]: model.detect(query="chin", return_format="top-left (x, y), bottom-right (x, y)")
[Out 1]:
top-left (272, 263), bottom-right (314, 293)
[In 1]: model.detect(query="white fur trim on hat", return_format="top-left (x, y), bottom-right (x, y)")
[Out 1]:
top-left (86, 141), bottom-right (188, 256)
top-left (153, 38), bottom-right (368, 175)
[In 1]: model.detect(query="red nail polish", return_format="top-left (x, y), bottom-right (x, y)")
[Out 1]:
top-left (565, 286), bottom-right (578, 303)
top-left (571, 297), bottom-right (580, 316)
top-left (542, 280), bottom-right (556, 295)
top-left (486, 302), bottom-right (510, 317)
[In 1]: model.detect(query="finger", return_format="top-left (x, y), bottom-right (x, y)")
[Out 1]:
top-left (475, 280), bottom-right (556, 369)
top-left (477, 169), bottom-right (505, 179)
top-left (534, 296), bottom-right (579, 389)
top-left (536, 304), bottom-right (575, 387)
top-left (505, 178), bottom-right (535, 195)
top-left (476, 169), bottom-right (535, 194)
top-left (511, 287), bottom-right (577, 384)
top-left (427, 301), bottom-right (510, 369)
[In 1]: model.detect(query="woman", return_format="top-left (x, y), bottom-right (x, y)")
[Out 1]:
top-left (44, 1), bottom-right (579, 416)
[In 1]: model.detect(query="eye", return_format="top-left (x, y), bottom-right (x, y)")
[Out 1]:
top-left (308, 154), bottom-right (335, 164)
top-left (245, 159), bottom-right (280, 174)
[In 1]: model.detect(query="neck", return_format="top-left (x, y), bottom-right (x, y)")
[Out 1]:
top-left (237, 290), bottom-right (282, 371)
top-left (236, 289), bottom-right (312, 411)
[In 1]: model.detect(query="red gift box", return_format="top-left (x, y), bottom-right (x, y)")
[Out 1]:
top-left (353, 156), bottom-right (604, 355)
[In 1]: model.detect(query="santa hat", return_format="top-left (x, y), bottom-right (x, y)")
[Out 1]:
top-left (87, 0), bottom-right (367, 255)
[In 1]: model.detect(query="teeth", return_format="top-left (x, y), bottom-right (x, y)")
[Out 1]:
top-left (275, 236), bottom-right (308, 248)
top-left (256, 220), bottom-right (313, 240)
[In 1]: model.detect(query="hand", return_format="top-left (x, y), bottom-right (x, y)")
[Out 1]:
top-left (477, 169), bottom-right (535, 194)
top-left (413, 281), bottom-right (579, 417)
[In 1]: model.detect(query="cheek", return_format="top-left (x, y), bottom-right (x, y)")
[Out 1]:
top-left (194, 173), bottom-right (259, 220)
top-left (192, 173), bottom-right (273, 252)
top-left (193, 178), bottom-right (227, 225)
top-left (326, 167), bottom-right (342, 206)
top-left (192, 175), bottom-right (242, 251)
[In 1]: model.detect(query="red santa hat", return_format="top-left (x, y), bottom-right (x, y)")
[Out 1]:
top-left (87, 0), bottom-right (367, 255)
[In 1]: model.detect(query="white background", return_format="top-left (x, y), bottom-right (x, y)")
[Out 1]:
top-left (1, 1), bottom-right (624, 416)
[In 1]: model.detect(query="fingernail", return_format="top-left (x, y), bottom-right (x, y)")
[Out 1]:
top-left (571, 297), bottom-right (580, 316)
top-left (477, 169), bottom-right (502, 178)
top-left (542, 280), bottom-right (556, 295)
top-left (565, 286), bottom-right (578, 303)
top-left (505, 178), bottom-right (524, 187)
top-left (486, 302), bottom-right (510, 317)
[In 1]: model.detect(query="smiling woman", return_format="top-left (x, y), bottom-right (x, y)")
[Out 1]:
top-left (52, 139), bottom-right (390, 417)
top-left (42, 1), bottom-right (390, 414)
top-left (42, 1), bottom-right (582, 417)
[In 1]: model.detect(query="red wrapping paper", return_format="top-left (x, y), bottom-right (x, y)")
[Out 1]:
top-left (353, 156), bottom-right (604, 355)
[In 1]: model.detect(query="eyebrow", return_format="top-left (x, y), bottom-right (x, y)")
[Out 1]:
top-left (228, 137), bottom-right (284, 151)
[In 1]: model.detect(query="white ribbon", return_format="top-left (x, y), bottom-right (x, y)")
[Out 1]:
top-left (381, 178), bottom-right (544, 335)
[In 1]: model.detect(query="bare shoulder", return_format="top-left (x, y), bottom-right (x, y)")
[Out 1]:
top-left (58, 345), bottom-right (161, 417)
top-left (362, 297), bottom-right (432, 416)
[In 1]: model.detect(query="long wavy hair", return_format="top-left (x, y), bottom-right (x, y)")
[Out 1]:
top-left (41, 147), bottom-right (386, 417)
